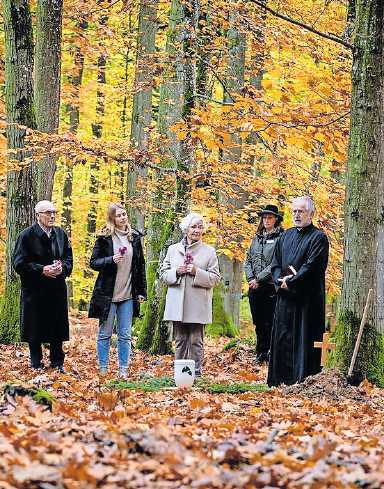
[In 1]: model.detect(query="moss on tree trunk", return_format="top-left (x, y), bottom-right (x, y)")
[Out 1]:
top-left (206, 284), bottom-right (239, 337)
top-left (337, 0), bottom-right (384, 383)
top-left (1, 0), bottom-right (36, 343)
top-left (0, 281), bottom-right (21, 344)
top-left (335, 310), bottom-right (384, 386)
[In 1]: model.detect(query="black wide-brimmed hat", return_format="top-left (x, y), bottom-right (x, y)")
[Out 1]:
top-left (258, 204), bottom-right (283, 222)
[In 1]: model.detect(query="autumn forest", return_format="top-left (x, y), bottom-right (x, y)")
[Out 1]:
top-left (1, 0), bottom-right (384, 487)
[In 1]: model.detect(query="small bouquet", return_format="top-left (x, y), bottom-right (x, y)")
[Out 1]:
top-left (119, 246), bottom-right (127, 256)
top-left (184, 252), bottom-right (193, 266)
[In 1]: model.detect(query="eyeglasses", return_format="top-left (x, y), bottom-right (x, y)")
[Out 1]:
top-left (38, 211), bottom-right (56, 216)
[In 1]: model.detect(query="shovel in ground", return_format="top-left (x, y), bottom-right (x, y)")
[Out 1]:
top-left (347, 289), bottom-right (373, 386)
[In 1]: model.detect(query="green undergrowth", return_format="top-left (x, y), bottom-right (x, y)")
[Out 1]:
top-left (222, 337), bottom-right (256, 352)
top-left (4, 384), bottom-right (55, 410)
top-left (106, 375), bottom-right (269, 394)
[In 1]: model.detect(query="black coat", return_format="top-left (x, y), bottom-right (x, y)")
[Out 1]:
top-left (267, 224), bottom-right (329, 387)
top-left (88, 230), bottom-right (146, 321)
top-left (12, 223), bottom-right (73, 343)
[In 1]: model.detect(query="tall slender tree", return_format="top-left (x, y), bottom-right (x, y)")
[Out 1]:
top-left (34, 0), bottom-right (64, 200)
top-left (0, 0), bottom-right (36, 342)
top-left (137, 0), bottom-right (198, 353)
top-left (128, 0), bottom-right (159, 231)
top-left (336, 0), bottom-right (384, 385)
top-left (218, 5), bottom-right (246, 329)
top-left (61, 19), bottom-right (87, 305)
top-left (78, 37), bottom-right (108, 310)
top-left (61, 19), bottom-right (87, 238)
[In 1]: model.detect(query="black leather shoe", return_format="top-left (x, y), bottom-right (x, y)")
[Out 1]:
top-left (54, 366), bottom-right (66, 374)
top-left (30, 363), bottom-right (44, 370)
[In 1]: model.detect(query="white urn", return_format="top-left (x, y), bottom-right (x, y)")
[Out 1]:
top-left (174, 359), bottom-right (195, 388)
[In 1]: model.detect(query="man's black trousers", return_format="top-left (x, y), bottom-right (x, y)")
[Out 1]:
top-left (28, 341), bottom-right (65, 368)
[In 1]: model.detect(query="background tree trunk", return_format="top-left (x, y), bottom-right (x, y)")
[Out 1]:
top-left (336, 0), bottom-right (384, 385)
top-left (217, 5), bottom-right (246, 331)
top-left (34, 0), bottom-right (63, 200)
top-left (61, 19), bottom-right (87, 305)
top-left (78, 43), bottom-right (108, 310)
top-left (61, 22), bottom-right (87, 237)
top-left (128, 0), bottom-right (159, 231)
top-left (137, 0), bottom-right (198, 354)
top-left (0, 0), bottom-right (36, 343)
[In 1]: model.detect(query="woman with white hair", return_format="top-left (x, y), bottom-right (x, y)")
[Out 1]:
top-left (160, 213), bottom-right (221, 376)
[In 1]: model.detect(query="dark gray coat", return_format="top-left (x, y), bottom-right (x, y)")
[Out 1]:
top-left (13, 223), bottom-right (73, 343)
top-left (244, 227), bottom-right (283, 285)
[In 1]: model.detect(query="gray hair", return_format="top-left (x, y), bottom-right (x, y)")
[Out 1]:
top-left (179, 212), bottom-right (206, 234)
top-left (35, 200), bottom-right (55, 214)
top-left (292, 196), bottom-right (315, 215)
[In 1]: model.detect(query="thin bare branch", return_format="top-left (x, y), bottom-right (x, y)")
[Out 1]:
top-left (248, 0), bottom-right (353, 50)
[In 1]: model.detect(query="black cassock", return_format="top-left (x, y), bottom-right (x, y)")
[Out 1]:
top-left (13, 223), bottom-right (73, 343)
top-left (267, 224), bottom-right (329, 387)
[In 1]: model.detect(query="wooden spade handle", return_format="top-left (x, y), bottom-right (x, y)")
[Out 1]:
top-left (347, 289), bottom-right (373, 377)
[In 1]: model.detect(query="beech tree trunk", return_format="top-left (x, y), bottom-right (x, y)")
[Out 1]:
top-left (34, 0), bottom-right (63, 200)
top-left (0, 0), bottom-right (36, 343)
top-left (61, 20), bottom-right (87, 305)
top-left (137, 0), bottom-right (198, 353)
top-left (337, 0), bottom-right (384, 385)
top-left (78, 45), bottom-right (107, 310)
top-left (218, 5), bottom-right (246, 330)
top-left (128, 0), bottom-right (159, 231)
top-left (61, 21), bottom-right (87, 238)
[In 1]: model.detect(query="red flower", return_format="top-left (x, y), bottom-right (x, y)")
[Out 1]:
top-left (119, 246), bottom-right (127, 256)
top-left (184, 252), bottom-right (193, 265)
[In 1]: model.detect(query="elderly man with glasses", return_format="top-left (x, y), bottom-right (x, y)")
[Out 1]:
top-left (13, 200), bottom-right (73, 372)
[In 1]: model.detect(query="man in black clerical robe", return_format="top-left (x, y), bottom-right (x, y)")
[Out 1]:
top-left (267, 196), bottom-right (329, 387)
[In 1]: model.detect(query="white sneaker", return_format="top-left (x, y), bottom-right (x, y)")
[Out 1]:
top-left (119, 368), bottom-right (128, 380)
top-left (99, 367), bottom-right (108, 376)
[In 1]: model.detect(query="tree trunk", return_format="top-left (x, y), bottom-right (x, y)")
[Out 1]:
top-left (34, 0), bottom-right (63, 200)
top-left (128, 0), bottom-right (159, 231)
top-left (61, 21), bottom-right (87, 237)
top-left (0, 0), bottom-right (36, 343)
top-left (61, 20), bottom-right (87, 305)
top-left (137, 0), bottom-right (197, 354)
top-left (217, 5), bottom-right (246, 330)
top-left (337, 0), bottom-right (384, 385)
top-left (78, 46), bottom-right (107, 310)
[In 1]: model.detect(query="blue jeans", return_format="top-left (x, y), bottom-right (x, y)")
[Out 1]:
top-left (97, 299), bottom-right (133, 369)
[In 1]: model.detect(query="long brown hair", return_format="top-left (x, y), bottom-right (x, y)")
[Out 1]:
top-left (101, 203), bottom-right (133, 239)
top-left (256, 215), bottom-right (280, 234)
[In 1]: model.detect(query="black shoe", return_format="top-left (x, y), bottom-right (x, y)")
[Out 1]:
top-left (256, 353), bottom-right (268, 364)
top-left (54, 366), bottom-right (66, 374)
top-left (30, 363), bottom-right (44, 370)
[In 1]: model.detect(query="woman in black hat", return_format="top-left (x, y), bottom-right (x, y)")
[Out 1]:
top-left (244, 204), bottom-right (283, 363)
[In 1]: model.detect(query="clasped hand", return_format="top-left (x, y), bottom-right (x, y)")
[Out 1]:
top-left (278, 274), bottom-right (293, 290)
top-left (113, 253), bottom-right (125, 264)
top-left (42, 260), bottom-right (62, 278)
top-left (176, 264), bottom-right (196, 276)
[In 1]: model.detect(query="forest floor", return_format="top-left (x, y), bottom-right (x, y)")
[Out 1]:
top-left (0, 314), bottom-right (384, 488)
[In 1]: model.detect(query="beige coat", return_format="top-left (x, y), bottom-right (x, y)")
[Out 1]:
top-left (160, 240), bottom-right (221, 324)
